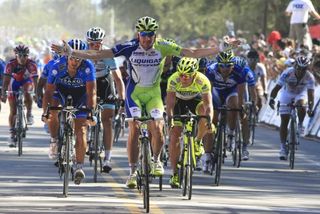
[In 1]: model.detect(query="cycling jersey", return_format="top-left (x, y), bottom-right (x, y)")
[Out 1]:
top-left (5, 58), bottom-right (38, 81)
top-left (91, 46), bottom-right (117, 78)
top-left (277, 67), bottom-right (315, 94)
top-left (167, 71), bottom-right (211, 100)
top-left (112, 38), bottom-right (182, 87)
top-left (112, 38), bottom-right (182, 118)
top-left (206, 62), bottom-right (255, 106)
top-left (48, 56), bottom-right (96, 109)
top-left (41, 59), bottom-right (58, 79)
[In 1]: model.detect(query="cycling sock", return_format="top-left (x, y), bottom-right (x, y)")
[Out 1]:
top-left (228, 129), bottom-right (235, 136)
top-left (205, 153), bottom-right (211, 160)
top-left (153, 155), bottom-right (160, 163)
top-left (105, 150), bottom-right (111, 161)
top-left (129, 163), bottom-right (137, 174)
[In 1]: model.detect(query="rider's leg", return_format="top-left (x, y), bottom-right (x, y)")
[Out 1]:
top-left (169, 125), bottom-right (183, 174)
top-left (74, 118), bottom-right (88, 165)
top-left (101, 108), bottom-right (115, 161)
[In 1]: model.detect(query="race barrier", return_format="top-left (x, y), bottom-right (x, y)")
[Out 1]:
top-left (259, 80), bottom-right (320, 139)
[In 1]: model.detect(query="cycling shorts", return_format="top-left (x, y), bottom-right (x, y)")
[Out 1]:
top-left (173, 97), bottom-right (202, 126)
top-left (279, 90), bottom-right (306, 115)
top-left (96, 74), bottom-right (116, 110)
top-left (125, 79), bottom-right (163, 119)
top-left (8, 78), bottom-right (33, 100)
top-left (212, 87), bottom-right (238, 108)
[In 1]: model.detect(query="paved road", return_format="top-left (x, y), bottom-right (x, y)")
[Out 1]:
top-left (0, 103), bottom-right (320, 214)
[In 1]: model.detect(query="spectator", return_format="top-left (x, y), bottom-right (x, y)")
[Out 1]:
top-left (285, 0), bottom-right (320, 50)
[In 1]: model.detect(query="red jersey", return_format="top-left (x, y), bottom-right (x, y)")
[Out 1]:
top-left (5, 58), bottom-right (38, 82)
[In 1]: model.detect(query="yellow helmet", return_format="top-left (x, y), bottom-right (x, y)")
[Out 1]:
top-left (135, 16), bottom-right (159, 32)
top-left (177, 57), bottom-right (199, 75)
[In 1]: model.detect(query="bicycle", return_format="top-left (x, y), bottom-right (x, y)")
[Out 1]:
top-left (209, 106), bottom-right (242, 185)
top-left (45, 96), bottom-right (92, 197)
top-left (278, 101), bottom-right (305, 169)
top-left (7, 89), bottom-right (29, 156)
top-left (125, 111), bottom-right (163, 213)
top-left (113, 100), bottom-right (125, 145)
top-left (245, 101), bottom-right (256, 145)
top-left (173, 110), bottom-right (210, 200)
top-left (87, 100), bottom-right (104, 182)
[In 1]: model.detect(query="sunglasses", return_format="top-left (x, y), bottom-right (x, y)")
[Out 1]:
top-left (88, 41), bottom-right (102, 46)
top-left (17, 54), bottom-right (28, 58)
top-left (218, 63), bottom-right (233, 68)
top-left (69, 56), bottom-right (82, 62)
top-left (139, 31), bottom-right (155, 37)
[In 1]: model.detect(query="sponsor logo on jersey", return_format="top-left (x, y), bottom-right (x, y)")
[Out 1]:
top-left (130, 58), bottom-right (161, 65)
top-left (293, 4), bottom-right (304, 9)
top-left (133, 52), bottom-right (145, 56)
top-left (60, 76), bottom-right (84, 86)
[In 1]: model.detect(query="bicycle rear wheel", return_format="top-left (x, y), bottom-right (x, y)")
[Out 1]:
top-left (233, 121), bottom-right (242, 168)
top-left (289, 120), bottom-right (296, 169)
top-left (142, 138), bottom-right (150, 213)
top-left (63, 134), bottom-right (70, 197)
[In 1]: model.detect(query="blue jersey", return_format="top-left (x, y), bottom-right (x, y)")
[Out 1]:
top-left (48, 56), bottom-right (96, 107)
top-left (41, 59), bottom-right (57, 79)
top-left (206, 62), bottom-right (255, 93)
top-left (0, 59), bottom-right (6, 86)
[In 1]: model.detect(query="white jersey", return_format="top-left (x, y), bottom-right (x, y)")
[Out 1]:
top-left (277, 67), bottom-right (315, 94)
top-left (286, 0), bottom-right (316, 24)
top-left (91, 46), bottom-right (117, 78)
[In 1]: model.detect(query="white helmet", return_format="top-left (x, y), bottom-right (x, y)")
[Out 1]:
top-left (86, 27), bottom-right (106, 41)
top-left (295, 55), bottom-right (311, 68)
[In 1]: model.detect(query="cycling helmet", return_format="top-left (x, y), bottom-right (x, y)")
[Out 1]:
top-left (216, 51), bottom-right (234, 64)
top-left (247, 49), bottom-right (259, 59)
top-left (135, 16), bottom-right (159, 32)
top-left (295, 55), bottom-right (311, 68)
top-left (14, 44), bottom-right (29, 55)
top-left (177, 57), bottom-right (198, 75)
top-left (68, 39), bottom-right (87, 50)
top-left (86, 27), bottom-right (106, 41)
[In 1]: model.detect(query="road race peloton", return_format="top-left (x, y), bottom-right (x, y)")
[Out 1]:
top-left (51, 16), bottom-right (240, 188)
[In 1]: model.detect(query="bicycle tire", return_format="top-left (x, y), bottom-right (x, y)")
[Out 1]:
top-left (63, 133), bottom-right (70, 197)
top-left (17, 105), bottom-right (23, 156)
top-left (113, 119), bottom-right (121, 144)
top-left (93, 125), bottom-right (99, 183)
top-left (142, 138), bottom-right (150, 213)
top-left (186, 137), bottom-right (193, 200)
top-left (289, 120), bottom-right (296, 169)
top-left (214, 127), bottom-right (223, 186)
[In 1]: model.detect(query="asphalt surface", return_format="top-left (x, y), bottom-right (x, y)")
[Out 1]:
top-left (0, 103), bottom-right (319, 214)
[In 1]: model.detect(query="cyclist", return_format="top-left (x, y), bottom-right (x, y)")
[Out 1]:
top-left (45, 39), bottom-right (96, 184)
top-left (37, 52), bottom-right (60, 136)
top-left (166, 57), bottom-right (213, 188)
top-left (85, 27), bottom-right (125, 173)
top-left (203, 51), bottom-right (256, 167)
top-left (1, 44), bottom-right (38, 147)
top-left (269, 55), bottom-right (314, 160)
top-left (246, 49), bottom-right (267, 115)
top-left (52, 16), bottom-right (239, 188)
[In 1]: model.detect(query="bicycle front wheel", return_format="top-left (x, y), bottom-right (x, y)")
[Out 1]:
top-left (63, 134), bottom-right (71, 197)
top-left (187, 137), bottom-right (194, 200)
top-left (289, 120), bottom-right (296, 169)
top-left (214, 127), bottom-right (224, 186)
top-left (93, 126), bottom-right (99, 182)
top-left (142, 138), bottom-right (150, 213)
